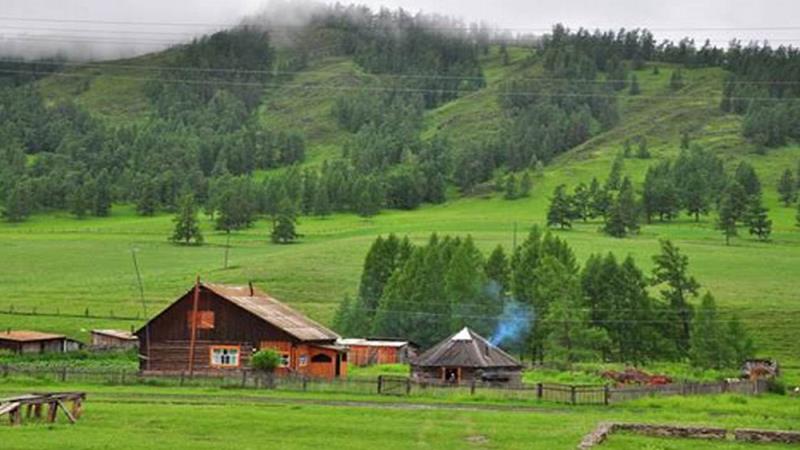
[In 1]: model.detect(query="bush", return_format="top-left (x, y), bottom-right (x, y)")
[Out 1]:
top-left (766, 378), bottom-right (787, 395)
top-left (251, 349), bottom-right (282, 373)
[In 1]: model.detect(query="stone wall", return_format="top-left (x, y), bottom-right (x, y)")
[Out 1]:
top-left (577, 422), bottom-right (800, 448)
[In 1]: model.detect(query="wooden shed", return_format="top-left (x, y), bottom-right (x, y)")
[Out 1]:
top-left (136, 281), bottom-right (347, 379)
top-left (337, 338), bottom-right (418, 366)
top-left (90, 330), bottom-right (139, 350)
top-left (0, 331), bottom-right (83, 355)
top-left (410, 327), bottom-right (522, 386)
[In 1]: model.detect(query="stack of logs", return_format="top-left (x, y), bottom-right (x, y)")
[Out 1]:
top-left (0, 392), bottom-right (86, 426)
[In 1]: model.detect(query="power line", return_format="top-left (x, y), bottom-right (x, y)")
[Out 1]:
top-left (4, 56), bottom-right (800, 87)
top-left (2, 16), bottom-right (800, 33)
top-left (2, 67), bottom-right (798, 102)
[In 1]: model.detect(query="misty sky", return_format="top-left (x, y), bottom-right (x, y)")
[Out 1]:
top-left (2, 0), bottom-right (798, 60)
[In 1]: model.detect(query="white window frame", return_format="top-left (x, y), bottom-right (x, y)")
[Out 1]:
top-left (210, 346), bottom-right (240, 368)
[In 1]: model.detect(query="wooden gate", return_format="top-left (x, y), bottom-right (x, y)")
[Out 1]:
top-left (377, 375), bottom-right (410, 396)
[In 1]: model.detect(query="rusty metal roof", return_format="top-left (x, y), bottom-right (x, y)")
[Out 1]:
top-left (202, 282), bottom-right (340, 342)
top-left (91, 329), bottom-right (138, 341)
top-left (412, 327), bottom-right (522, 369)
top-left (0, 330), bottom-right (66, 342)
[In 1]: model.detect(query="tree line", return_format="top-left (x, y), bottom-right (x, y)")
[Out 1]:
top-left (545, 141), bottom-right (798, 243)
top-left (333, 230), bottom-right (753, 369)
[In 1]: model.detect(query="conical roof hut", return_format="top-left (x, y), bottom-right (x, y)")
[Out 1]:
top-left (411, 327), bottom-right (522, 385)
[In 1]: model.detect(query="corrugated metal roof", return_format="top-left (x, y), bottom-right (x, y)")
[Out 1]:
top-left (91, 329), bottom-right (138, 341)
top-left (412, 327), bottom-right (522, 369)
top-left (0, 330), bottom-right (66, 342)
top-left (202, 282), bottom-right (339, 342)
top-left (338, 338), bottom-right (411, 348)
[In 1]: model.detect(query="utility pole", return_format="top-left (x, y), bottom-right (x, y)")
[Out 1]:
top-left (131, 247), bottom-right (150, 371)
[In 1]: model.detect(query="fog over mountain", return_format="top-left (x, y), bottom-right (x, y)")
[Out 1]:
top-left (1, 0), bottom-right (798, 60)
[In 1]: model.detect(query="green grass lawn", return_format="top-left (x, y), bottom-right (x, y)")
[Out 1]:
top-left (0, 380), bottom-right (797, 449)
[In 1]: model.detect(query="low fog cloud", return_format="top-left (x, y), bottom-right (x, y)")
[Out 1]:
top-left (1, 0), bottom-right (798, 61)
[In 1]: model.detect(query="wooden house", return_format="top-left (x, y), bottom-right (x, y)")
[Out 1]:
top-left (338, 338), bottom-right (418, 366)
top-left (410, 327), bottom-right (522, 386)
top-left (0, 331), bottom-right (83, 355)
top-left (90, 329), bottom-right (139, 350)
top-left (135, 281), bottom-right (347, 379)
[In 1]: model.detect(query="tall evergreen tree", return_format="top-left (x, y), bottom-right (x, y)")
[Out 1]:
top-left (271, 212), bottom-right (298, 244)
top-left (777, 168), bottom-right (796, 206)
top-left (606, 153), bottom-right (625, 191)
top-left (519, 171), bottom-right (533, 197)
top-left (313, 183), bottom-right (331, 218)
top-left (603, 178), bottom-right (639, 237)
top-left (92, 169), bottom-right (112, 217)
top-left (67, 179), bottom-right (90, 219)
top-left (3, 177), bottom-right (32, 222)
top-left (717, 191), bottom-right (739, 245)
top-left (446, 237), bottom-right (497, 336)
top-left (744, 195), bottom-right (772, 241)
top-left (547, 184), bottom-right (574, 229)
top-left (689, 293), bottom-right (734, 370)
top-left (651, 240), bottom-right (699, 354)
top-left (504, 174), bottom-right (518, 200)
top-left (588, 177), bottom-right (611, 219)
top-left (485, 244), bottom-right (510, 293)
top-left (540, 256), bottom-right (609, 366)
top-left (572, 182), bottom-right (591, 222)
top-left (170, 193), bottom-right (203, 245)
top-left (136, 177), bottom-right (159, 217)
top-left (734, 161), bottom-right (761, 199)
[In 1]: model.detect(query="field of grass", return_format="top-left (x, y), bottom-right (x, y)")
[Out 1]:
top-left (0, 379), bottom-right (797, 449)
top-left (3, 45), bottom-right (799, 382)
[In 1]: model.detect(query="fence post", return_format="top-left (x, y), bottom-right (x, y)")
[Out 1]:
top-left (180, 371), bottom-right (185, 387)
top-left (570, 385), bottom-right (577, 405)
top-left (60, 367), bottom-right (67, 382)
top-left (377, 375), bottom-right (383, 394)
top-left (1, 364), bottom-right (8, 378)
top-left (536, 383), bottom-right (543, 400)
top-left (121, 369), bottom-right (126, 385)
top-left (470, 379), bottom-right (476, 395)
top-left (241, 371), bottom-right (248, 388)
top-left (405, 377), bottom-right (411, 395)
top-left (604, 385), bottom-right (610, 405)
top-left (302, 376), bottom-right (308, 392)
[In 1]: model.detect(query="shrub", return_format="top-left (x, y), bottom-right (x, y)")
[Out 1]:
top-left (251, 349), bottom-right (282, 373)
top-left (766, 378), bottom-right (787, 396)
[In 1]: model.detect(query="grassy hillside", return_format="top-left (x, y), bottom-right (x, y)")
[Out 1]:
top-left (3, 45), bottom-right (799, 372)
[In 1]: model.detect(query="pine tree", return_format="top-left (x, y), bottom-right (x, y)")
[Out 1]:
top-left (744, 195), bottom-right (772, 241)
top-left (726, 315), bottom-right (755, 364)
top-left (92, 169), bottom-right (112, 217)
top-left (504, 174), bottom-right (518, 200)
top-left (540, 256), bottom-right (609, 367)
top-left (485, 245), bottom-right (510, 293)
top-left (606, 153), bottom-right (624, 191)
top-left (519, 171), bottom-right (533, 197)
top-left (717, 192), bottom-right (739, 245)
top-left (588, 177), bottom-right (611, 219)
top-left (446, 237), bottom-right (496, 336)
top-left (721, 181), bottom-right (749, 224)
top-left (3, 178), bottom-right (32, 222)
top-left (734, 161), bottom-right (762, 199)
top-left (170, 194), bottom-right (203, 245)
top-left (651, 240), bottom-right (699, 355)
top-left (777, 168), bottom-right (796, 206)
top-left (547, 184), bottom-right (574, 229)
top-left (313, 183), bottom-right (331, 218)
top-left (136, 178), bottom-right (159, 217)
top-left (604, 178), bottom-right (639, 237)
top-left (271, 213), bottom-right (298, 244)
top-left (572, 183), bottom-right (591, 221)
top-left (301, 168), bottom-right (318, 215)
top-left (689, 293), bottom-right (735, 370)
top-left (67, 179), bottom-right (90, 219)
top-left (628, 74), bottom-right (641, 95)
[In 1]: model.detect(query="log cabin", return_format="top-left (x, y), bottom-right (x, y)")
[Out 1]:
top-left (135, 281), bottom-right (347, 379)
top-left (90, 329), bottom-right (139, 350)
top-left (337, 338), bottom-right (418, 366)
top-left (0, 331), bottom-right (83, 355)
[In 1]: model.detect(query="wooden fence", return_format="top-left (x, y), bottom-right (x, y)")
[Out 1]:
top-left (0, 366), bottom-right (766, 406)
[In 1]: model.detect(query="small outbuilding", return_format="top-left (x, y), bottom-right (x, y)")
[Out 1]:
top-left (90, 329), bottom-right (139, 350)
top-left (0, 331), bottom-right (83, 355)
top-left (411, 327), bottom-right (523, 386)
top-left (337, 338), bottom-right (418, 366)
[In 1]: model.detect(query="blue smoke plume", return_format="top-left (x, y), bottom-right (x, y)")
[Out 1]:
top-left (489, 300), bottom-right (533, 348)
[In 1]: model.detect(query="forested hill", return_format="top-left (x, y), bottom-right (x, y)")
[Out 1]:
top-left (1, 7), bottom-right (799, 225)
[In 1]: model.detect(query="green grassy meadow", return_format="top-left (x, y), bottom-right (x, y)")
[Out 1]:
top-left (3, 46), bottom-right (800, 381)
top-left (0, 379), bottom-right (798, 449)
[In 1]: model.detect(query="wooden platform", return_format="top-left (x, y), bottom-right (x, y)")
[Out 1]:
top-left (0, 392), bottom-right (86, 426)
